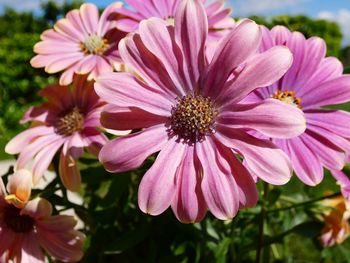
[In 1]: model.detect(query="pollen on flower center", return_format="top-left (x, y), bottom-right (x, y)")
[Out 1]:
top-left (170, 94), bottom-right (217, 143)
top-left (3, 205), bottom-right (34, 233)
top-left (80, 34), bottom-right (109, 55)
top-left (165, 16), bottom-right (175, 26)
top-left (55, 107), bottom-right (84, 136)
top-left (272, 89), bottom-right (301, 108)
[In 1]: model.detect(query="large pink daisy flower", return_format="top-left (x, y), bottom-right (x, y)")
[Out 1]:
top-left (5, 75), bottom-right (107, 191)
top-left (0, 170), bottom-right (85, 262)
top-left (31, 3), bottom-right (127, 86)
top-left (115, 0), bottom-right (234, 40)
top-left (95, 0), bottom-right (306, 222)
top-left (246, 25), bottom-right (350, 186)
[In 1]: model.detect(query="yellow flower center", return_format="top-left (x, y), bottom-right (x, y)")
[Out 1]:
top-left (3, 205), bottom-right (34, 233)
top-left (272, 90), bottom-right (301, 108)
top-left (55, 107), bottom-right (84, 136)
top-left (170, 94), bottom-right (217, 143)
top-left (80, 34), bottom-right (109, 55)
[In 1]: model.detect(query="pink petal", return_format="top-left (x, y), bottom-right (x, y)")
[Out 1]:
top-left (21, 233), bottom-right (45, 263)
top-left (0, 226), bottom-right (15, 255)
top-left (196, 137), bottom-right (240, 220)
top-left (5, 126), bottom-right (54, 154)
top-left (270, 25), bottom-right (291, 45)
top-left (301, 75), bottom-right (350, 108)
top-left (59, 152), bottom-right (81, 192)
top-left (98, 2), bottom-right (123, 36)
top-left (80, 3), bottom-right (99, 34)
top-left (44, 53), bottom-right (84, 74)
top-left (171, 145), bottom-right (206, 223)
top-left (175, 0), bottom-right (207, 87)
top-left (284, 136), bottom-right (324, 185)
top-left (7, 169), bottom-right (33, 205)
top-left (138, 139), bottom-right (186, 215)
top-left (119, 33), bottom-right (181, 98)
top-left (54, 18), bottom-right (85, 42)
top-left (101, 105), bottom-right (167, 130)
top-left (95, 72), bottom-right (173, 116)
top-left (203, 19), bottom-right (261, 97)
top-left (216, 126), bottom-right (292, 185)
top-left (305, 109), bottom-right (350, 138)
top-left (219, 99), bottom-right (306, 138)
top-left (99, 124), bottom-right (168, 172)
top-left (218, 46), bottom-right (293, 105)
top-left (21, 198), bottom-right (53, 220)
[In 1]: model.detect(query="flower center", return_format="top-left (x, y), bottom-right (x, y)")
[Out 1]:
top-left (3, 205), bottom-right (34, 233)
top-left (55, 107), bottom-right (84, 136)
top-left (80, 34), bottom-right (109, 55)
top-left (170, 94), bottom-right (217, 143)
top-left (272, 89), bottom-right (301, 108)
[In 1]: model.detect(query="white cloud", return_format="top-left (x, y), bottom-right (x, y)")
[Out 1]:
top-left (0, 0), bottom-right (65, 13)
top-left (231, 0), bottom-right (308, 16)
top-left (318, 9), bottom-right (350, 46)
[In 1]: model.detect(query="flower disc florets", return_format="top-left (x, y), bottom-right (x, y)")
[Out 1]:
top-left (3, 205), bottom-right (34, 233)
top-left (80, 34), bottom-right (110, 55)
top-left (55, 107), bottom-right (84, 136)
top-left (273, 89), bottom-right (301, 108)
top-left (170, 94), bottom-right (217, 143)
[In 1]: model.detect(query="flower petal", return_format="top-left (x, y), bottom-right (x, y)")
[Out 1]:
top-left (216, 126), bottom-right (292, 185)
top-left (21, 198), bottom-right (53, 220)
top-left (6, 169), bottom-right (33, 206)
top-left (59, 152), bottom-right (81, 192)
top-left (196, 137), bottom-right (240, 220)
top-left (171, 145), bottom-right (206, 223)
top-left (219, 99), bottom-right (306, 139)
top-left (138, 139), bottom-right (185, 215)
top-left (99, 124), bottom-right (168, 173)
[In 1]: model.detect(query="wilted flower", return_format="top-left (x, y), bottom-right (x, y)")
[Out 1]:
top-left (95, 0), bottom-right (306, 222)
top-left (5, 75), bottom-right (107, 191)
top-left (320, 194), bottom-right (350, 247)
top-left (0, 170), bottom-right (85, 262)
top-left (246, 25), bottom-right (350, 186)
top-left (31, 3), bottom-right (127, 85)
top-left (115, 0), bottom-right (235, 41)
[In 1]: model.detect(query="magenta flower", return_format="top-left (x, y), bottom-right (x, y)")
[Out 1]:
top-left (31, 3), bottom-right (127, 85)
top-left (246, 25), bottom-right (350, 186)
top-left (115, 0), bottom-right (234, 40)
top-left (95, 0), bottom-right (306, 222)
top-left (5, 75), bottom-right (107, 191)
top-left (0, 170), bottom-right (85, 262)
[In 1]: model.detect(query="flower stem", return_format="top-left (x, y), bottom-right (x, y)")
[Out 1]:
top-left (256, 182), bottom-right (269, 263)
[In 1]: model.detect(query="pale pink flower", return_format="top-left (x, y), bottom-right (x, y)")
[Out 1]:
top-left (115, 0), bottom-right (234, 41)
top-left (245, 25), bottom-right (350, 186)
top-left (95, 0), bottom-right (306, 222)
top-left (0, 170), bottom-right (85, 262)
top-left (31, 3), bottom-right (127, 86)
top-left (5, 75), bottom-right (107, 191)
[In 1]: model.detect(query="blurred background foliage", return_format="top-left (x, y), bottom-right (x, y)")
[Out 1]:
top-left (1, 1), bottom-right (350, 262)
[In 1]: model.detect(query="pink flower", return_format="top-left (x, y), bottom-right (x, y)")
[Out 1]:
top-left (5, 75), bottom-right (107, 191)
top-left (95, 0), bottom-right (306, 222)
top-left (31, 3), bottom-right (127, 86)
top-left (245, 25), bottom-right (350, 186)
top-left (115, 0), bottom-right (234, 41)
top-left (0, 170), bottom-right (85, 262)
top-left (332, 157), bottom-right (350, 202)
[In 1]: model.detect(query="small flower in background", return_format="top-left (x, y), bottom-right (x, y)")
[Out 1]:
top-left (95, 0), bottom-right (306, 222)
top-left (0, 170), bottom-right (85, 262)
top-left (115, 0), bottom-right (235, 41)
top-left (31, 3), bottom-right (127, 86)
top-left (320, 194), bottom-right (350, 247)
top-left (245, 25), bottom-right (350, 186)
top-left (5, 75), bottom-right (107, 192)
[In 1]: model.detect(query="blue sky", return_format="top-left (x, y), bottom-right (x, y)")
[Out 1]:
top-left (1, 0), bottom-right (350, 44)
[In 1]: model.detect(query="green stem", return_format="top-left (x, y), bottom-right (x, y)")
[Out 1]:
top-left (256, 183), bottom-right (269, 263)
top-left (267, 192), bottom-right (341, 214)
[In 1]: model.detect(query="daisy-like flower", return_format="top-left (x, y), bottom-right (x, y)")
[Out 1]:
top-left (31, 3), bottom-right (127, 86)
top-left (320, 194), bottom-right (350, 247)
top-left (0, 170), bottom-right (85, 262)
top-left (5, 75), bottom-right (107, 191)
top-left (245, 25), bottom-right (350, 186)
top-left (95, 0), bottom-right (306, 222)
top-left (115, 0), bottom-right (234, 41)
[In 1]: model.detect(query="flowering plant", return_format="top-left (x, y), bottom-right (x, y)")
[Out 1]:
top-left (1, 0), bottom-right (350, 262)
